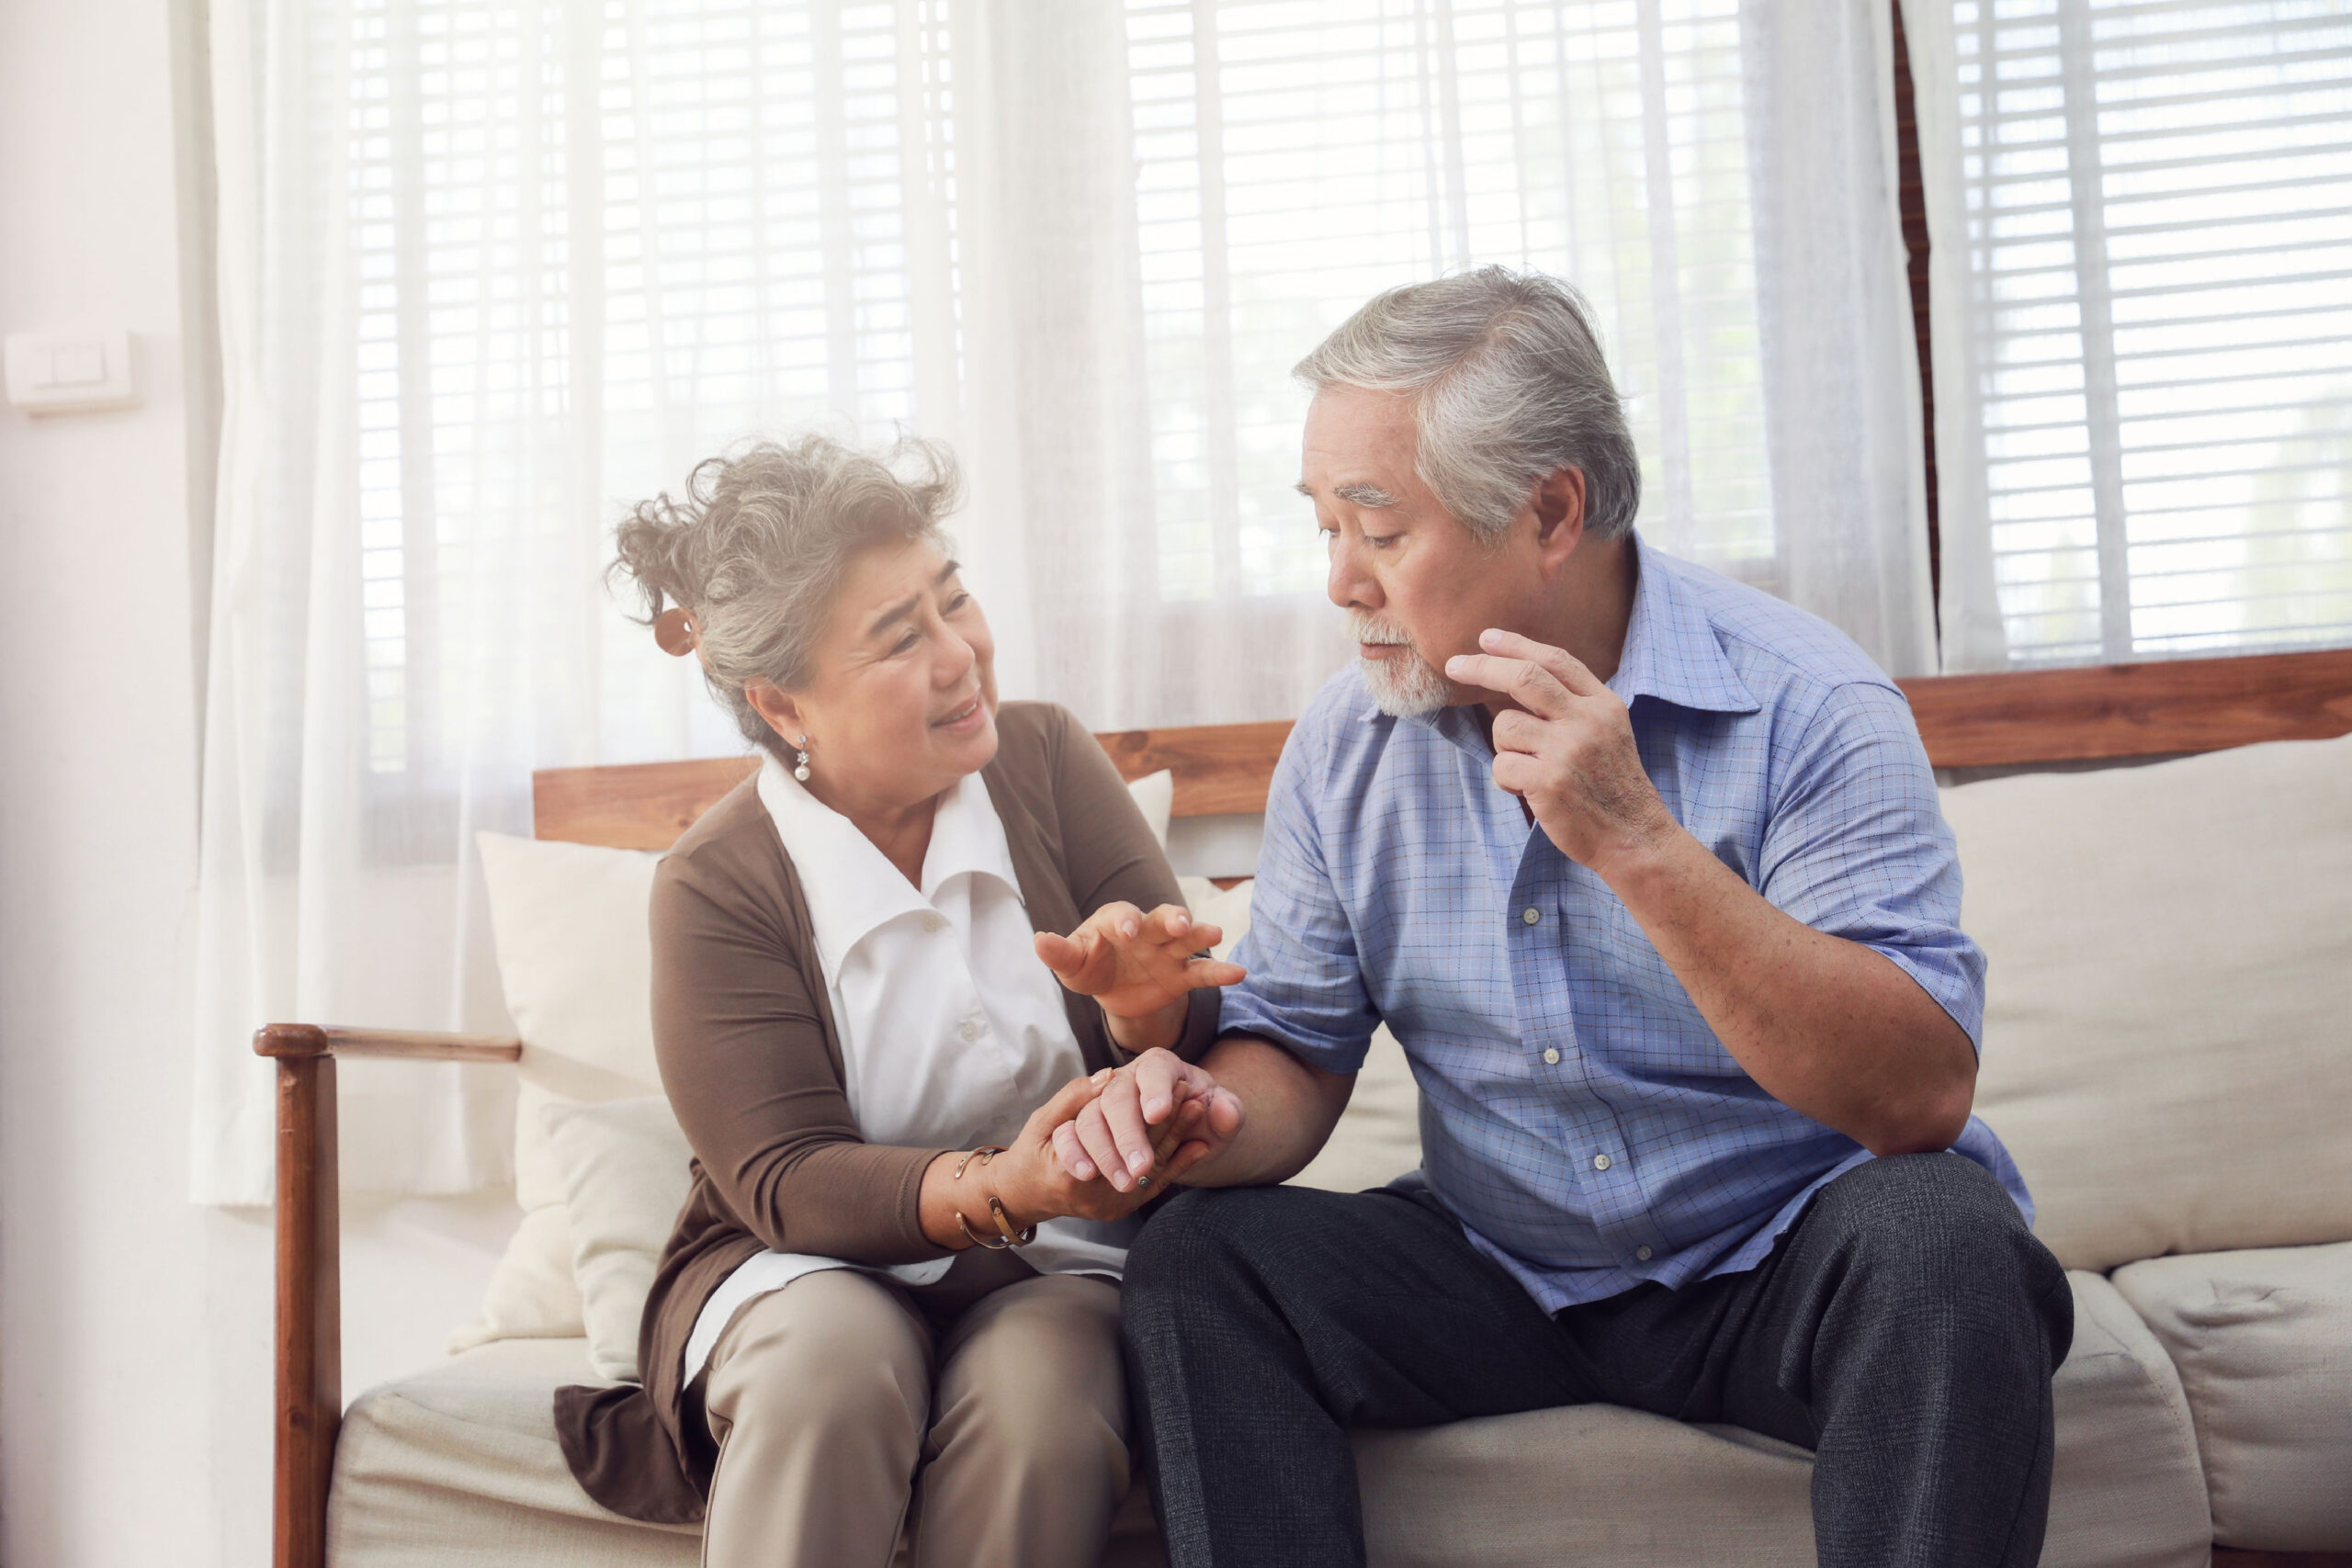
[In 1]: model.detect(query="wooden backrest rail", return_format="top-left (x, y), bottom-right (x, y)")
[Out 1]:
top-left (256, 645), bottom-right (2352, 1568)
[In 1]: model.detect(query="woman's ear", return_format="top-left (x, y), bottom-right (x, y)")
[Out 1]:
top-left (744, 679), bottom-right (807, 747)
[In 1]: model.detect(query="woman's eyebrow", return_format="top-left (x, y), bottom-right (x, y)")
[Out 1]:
top-left (865, 561), bottom-right (965, 637)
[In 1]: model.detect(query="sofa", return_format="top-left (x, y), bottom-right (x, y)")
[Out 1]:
top-left (288, 722), bottom-right (2352, 1568)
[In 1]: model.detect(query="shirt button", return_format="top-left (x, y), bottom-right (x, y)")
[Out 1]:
top-left (1521, 907), bottom-right (1542, 926)
top-left (958, 1016), bottom-right (985, 1043)
top-left (1635, 1245), bottom-right (1654, 1262)
top-left (1542, 1047), bottom-right (1561, 1065)
top-left (1592, 1154), bottom-right (1612, 1171)
top-left (923, 914), bottom-right (946, 933)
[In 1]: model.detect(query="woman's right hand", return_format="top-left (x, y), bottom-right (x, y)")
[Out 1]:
top-left (981, 1072), bottom-right (1216, 1229)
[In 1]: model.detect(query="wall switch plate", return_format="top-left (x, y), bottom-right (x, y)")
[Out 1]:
top-left (4, 330), bottom-right (138, 413)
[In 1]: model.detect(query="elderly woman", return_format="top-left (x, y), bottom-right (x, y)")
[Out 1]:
top-left (553, 434), bottom-right (1244, 1568)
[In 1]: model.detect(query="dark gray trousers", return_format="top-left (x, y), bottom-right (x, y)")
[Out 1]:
top-left (1121, 1153), bottom-right (2074, 1568)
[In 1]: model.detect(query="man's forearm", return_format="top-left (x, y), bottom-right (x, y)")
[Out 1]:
top-left (1599, 829), bottom-right (1976, 1156)
top-left (1174, 1034), bottom-right (1354, 1188)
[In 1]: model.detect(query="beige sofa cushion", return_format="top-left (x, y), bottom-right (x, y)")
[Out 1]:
top-left (2113, 1240), bottom-right (2352, 1551)
top-left (1944, 732), bottom-right (2352, 1272)
top-left (335, 1269), bottom-right (2205, 1568)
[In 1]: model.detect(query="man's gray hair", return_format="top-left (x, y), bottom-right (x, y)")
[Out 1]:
top-left (610, 434), bottom-right (959, 759)
top-left (1293, 266), bottom-right (1641, 543)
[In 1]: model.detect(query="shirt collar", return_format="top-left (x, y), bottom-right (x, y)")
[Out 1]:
top-left (756, 757), bottom-right (1021, 974)
top-left (1604, 535), bottom-right (1760, 716)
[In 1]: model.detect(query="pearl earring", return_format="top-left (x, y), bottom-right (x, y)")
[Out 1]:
top-left (793, 737), bottom-right (811, 784)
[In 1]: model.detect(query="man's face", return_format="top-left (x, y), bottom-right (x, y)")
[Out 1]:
top-left (1299, 385), bottom-right (1531, 716)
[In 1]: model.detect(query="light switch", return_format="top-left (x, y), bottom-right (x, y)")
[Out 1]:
top-left (4, 330), bottom-right (138, 413)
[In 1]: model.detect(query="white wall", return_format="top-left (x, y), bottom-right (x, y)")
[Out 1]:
top-left (0, 3), bottom-right (513, 1563)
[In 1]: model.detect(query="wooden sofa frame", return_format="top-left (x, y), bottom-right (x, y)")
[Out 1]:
top-left (259, 647), bottom-right (2352, 1568)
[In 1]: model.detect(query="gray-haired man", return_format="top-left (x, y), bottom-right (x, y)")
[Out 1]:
top-left (1053, 268), bottom-right (2072, 1567)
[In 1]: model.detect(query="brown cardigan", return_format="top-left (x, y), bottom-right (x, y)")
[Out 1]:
top-left (554, 701), bottom-right (1222, 1523)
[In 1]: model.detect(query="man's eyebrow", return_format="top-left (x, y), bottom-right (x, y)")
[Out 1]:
top-left (1333, 481), bottom-right (1401, 508)
top-left (865, 559), bottom-right (964, 636)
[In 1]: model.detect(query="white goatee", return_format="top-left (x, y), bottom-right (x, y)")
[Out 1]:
top-left (1347, 610), bottom-right (1453, 717)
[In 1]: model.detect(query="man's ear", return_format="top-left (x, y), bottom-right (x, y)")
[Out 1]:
top-left (1531, 467), bottom-right (1589, 576)
top-left (744, 679), bottom-right (807, 745)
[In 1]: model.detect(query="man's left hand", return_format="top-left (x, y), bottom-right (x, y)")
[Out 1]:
top-left (1445, 627), bottom-right (1678, 878)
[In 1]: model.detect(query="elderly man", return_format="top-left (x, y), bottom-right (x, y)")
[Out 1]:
top-left (1055, 267), bottom-right (2073, 1568)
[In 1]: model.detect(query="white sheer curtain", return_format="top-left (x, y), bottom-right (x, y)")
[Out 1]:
top-left (194, 0), bottom-right (1932, 1202)
top-left (1905, 0), bottom-right (2352, 672)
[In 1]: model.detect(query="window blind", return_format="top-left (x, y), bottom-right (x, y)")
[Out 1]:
top-left (1951, 0), bottom-right (2352, 665)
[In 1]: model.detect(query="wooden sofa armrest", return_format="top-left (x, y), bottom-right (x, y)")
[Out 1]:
top-left (253, 1023), bottom-right (522, 1568)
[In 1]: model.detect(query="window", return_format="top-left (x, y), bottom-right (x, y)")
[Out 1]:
top-left (1951, 0), bottom-right (2352, 665)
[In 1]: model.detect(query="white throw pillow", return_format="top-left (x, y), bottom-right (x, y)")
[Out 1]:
top-left (451, 831), bottom-right (664, 1353)
top-left (541, 1096), bottom-right (700, 1383)
top-left (2112, 1240), bottom-right (2352, 1551)
top-left (1948, 731), bottom-right (2352, 1272)
top-left (459, 768), bottom-right (1182, 1355)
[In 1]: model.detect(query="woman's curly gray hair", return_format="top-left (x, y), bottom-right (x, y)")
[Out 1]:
top-left (610, 434), bottom-right (961, 758)
top-left (1294, 265), bottom-right (1642, 543)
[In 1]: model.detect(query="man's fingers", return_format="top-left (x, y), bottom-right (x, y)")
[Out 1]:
top-left (1477, 626), bottom-right (1607, 696)
top-left (1052, 1120), bottom-right (1097, 1182)
top-left (1135, 1051), bottom-right (1187, 1124)
top-left (1442, 652), bottom-right (1575, 719)
top-left (1072, 1100), bottom-right (1125, 1192)
top-left (1098, 1076), bottom-right (1158, 1184)
top-left (1492, 749), bottom-right (1544, 795)
top-left (1148, 1097), bottom-right (1206, 1163)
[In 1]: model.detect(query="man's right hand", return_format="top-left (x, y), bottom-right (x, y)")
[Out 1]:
top-left (1054, 1046), bottom-right (1247, 1192)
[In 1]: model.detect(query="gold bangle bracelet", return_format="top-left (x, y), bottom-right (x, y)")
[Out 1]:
top-left (950, 1146), bottom-right (1033, 1248)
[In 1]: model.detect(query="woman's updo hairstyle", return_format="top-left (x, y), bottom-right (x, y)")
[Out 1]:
top-left (611, 434), bottom-right (962, 758)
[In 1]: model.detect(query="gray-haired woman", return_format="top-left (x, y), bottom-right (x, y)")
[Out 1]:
top-left (554, 434), bottom-right (1245, 1568)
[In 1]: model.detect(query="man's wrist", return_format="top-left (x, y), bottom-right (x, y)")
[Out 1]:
top-left (1586, 812), bottom-right (1692, 901)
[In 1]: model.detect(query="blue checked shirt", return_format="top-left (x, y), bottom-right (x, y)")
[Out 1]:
top-left (1221, 536), bottom-right (2031, 1313)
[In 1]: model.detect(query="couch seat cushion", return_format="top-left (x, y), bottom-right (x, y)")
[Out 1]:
top-left (2112, 1240), bottom-right (2352, 1551)
top-left (338, 1271), bottom-right (2206, 1568)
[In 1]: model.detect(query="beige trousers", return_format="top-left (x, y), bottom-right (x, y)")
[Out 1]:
top-left (698, 1265), bottom-right (1131, 1568)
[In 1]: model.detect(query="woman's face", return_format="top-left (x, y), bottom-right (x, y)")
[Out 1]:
top-left (760, 537), bottom-right (999, 815)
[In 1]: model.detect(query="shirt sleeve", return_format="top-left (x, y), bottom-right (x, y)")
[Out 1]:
top-left (1756, 679), bottom-right (1988, 1049)
top-left (649, 846), bottom-right (950, 1265)
top-left (1216, 714), bottom-right (1384, 1073)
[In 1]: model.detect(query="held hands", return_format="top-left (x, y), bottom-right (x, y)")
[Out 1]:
top-left (1034, 902), bottom-right (1247, 1022)
top-left (1052, 1046), bottom-right (1245, 1194)
top-left (1444, 628), bottom-right (1679, 879)
top-left (977, 1068), bottom-right (1221, 1229)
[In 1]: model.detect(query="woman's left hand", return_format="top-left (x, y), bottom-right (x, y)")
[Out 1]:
top-left (1034, 902), bottom-right (1247, 1021)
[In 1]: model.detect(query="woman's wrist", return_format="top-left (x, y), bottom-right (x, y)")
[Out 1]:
top-left (1102, 995), bottom-right (1188, 1057)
